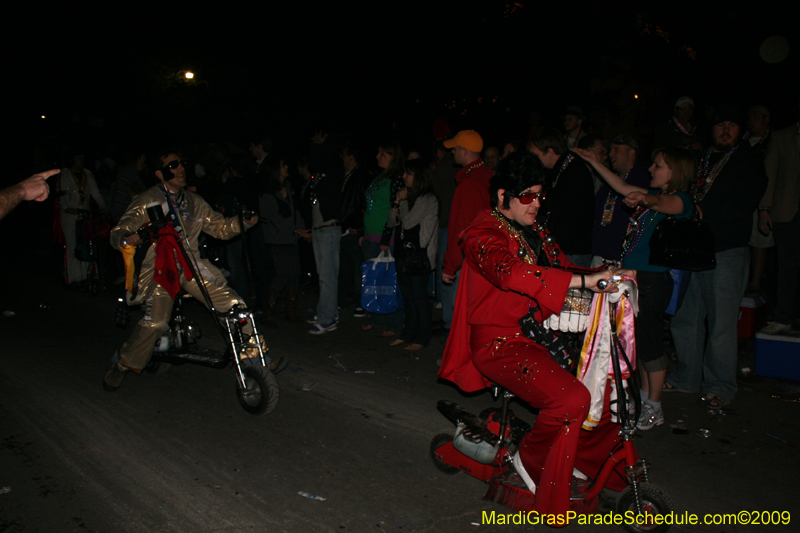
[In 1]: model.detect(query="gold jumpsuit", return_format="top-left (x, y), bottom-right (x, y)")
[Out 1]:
top-left (111, 185), bottom-right (257, 372)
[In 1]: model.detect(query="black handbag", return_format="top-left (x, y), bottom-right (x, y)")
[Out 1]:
top-left (648, 207), bottom-right (716, 271)
top-left (401, 243), bottom-right (431, 275)
top-left (519, 305), bottom-right (579, 373)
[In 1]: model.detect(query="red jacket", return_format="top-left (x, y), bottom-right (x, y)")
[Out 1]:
top-left (438, 210), bottom-right (574, 392)
top-left (442, 159), bottom-right (494, 276)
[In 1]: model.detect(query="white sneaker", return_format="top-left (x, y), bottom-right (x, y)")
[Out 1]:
top-left (308, 321), bottom-right (338, 335)
top-left (511, 452), bottom-right (537, 494)
top-left (636, 402), bottom-right (664, 431)
top-left (760, 321), bottom-right (791, 336)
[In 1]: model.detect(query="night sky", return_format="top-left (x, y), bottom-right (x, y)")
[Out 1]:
top-left (5, 2), bottom-right (797, 175)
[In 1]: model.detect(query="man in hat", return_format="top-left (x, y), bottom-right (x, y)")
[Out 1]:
top-left (653, 96), bottom-right (703, 151)
top-left (440, 130), bottom-right (494, 329)
top-left (563, 106), bottom-right (587, 149)
top-left (666, 107), bottom-right (767, 408)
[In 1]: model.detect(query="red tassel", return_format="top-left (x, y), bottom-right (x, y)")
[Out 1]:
top-left (496, 483), bottom-right (535, 511)
top-left (484, 475), bottom-right (535, 512)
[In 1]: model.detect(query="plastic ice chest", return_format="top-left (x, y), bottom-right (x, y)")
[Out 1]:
top-left (754, 332), bottom-right (800, 382)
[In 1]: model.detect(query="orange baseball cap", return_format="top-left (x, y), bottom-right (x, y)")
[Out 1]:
top-left (443, 130), bottom-right (483, 153)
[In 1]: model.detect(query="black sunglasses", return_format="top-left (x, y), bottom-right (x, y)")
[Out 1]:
top-left (513, 191), bottom-right (546, 204)
top-left (163, 159), bottom-right (188, 171)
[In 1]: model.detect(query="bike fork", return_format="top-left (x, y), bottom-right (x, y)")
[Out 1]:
top-left (228, 309), bottom-right (267, 389)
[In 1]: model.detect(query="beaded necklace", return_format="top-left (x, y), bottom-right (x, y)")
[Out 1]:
top-left (462, 160), bottom-right (485, 175)
top-left (600, 169), bottom-right (630, 226)
top-left (541, 154), bottom-right (576, 229)
top-left (551, 153), bottom-right (575, 189)
top-left (620, 190), bottom-right (670, 256)
top-left (490, 208), bottom-right (560, 266)
top-left (341, 166), bottom-right (357, 192)
top-left (70, 169), bottom-right (88, 207)
top-left (365, 172), bottom-right (389, 213)
top-left (692, 146), bottom-right (738, 203)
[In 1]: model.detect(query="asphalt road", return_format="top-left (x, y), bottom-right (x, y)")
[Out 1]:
top-left (1, 258), bottom-right (798, 533)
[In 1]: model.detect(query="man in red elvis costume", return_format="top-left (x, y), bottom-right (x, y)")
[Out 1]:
top-left (438, 153), bottom-right (631, 522)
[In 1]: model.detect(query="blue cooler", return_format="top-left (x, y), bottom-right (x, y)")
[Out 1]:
top-left (754, 332), bottom-right (800, 382)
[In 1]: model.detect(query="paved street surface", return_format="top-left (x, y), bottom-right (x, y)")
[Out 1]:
top-left (1, 256), bottom-right (798, 532)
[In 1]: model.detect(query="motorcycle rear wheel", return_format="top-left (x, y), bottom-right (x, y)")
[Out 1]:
top-left (430, 432), bottom-right (460, 475)
top-left (236, 365), bottom-right (279, 415)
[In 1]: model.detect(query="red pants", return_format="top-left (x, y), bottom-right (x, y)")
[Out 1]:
top-left (472, 335), bottom-right (625, 518)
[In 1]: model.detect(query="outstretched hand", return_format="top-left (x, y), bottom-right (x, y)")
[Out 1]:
top-left (19, 169), bottom-right (59, 202)
top-left (624, 191), bottom-right (647, 208)
top-left (311, 131), bottom-right (327, 144)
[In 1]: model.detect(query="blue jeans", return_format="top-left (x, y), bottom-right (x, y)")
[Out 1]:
top-left (312, 226), bottom-right (341, 325)
top-left (437, 227), bottom-right (459, 329)
top-left (669, 247), bottom-right (749, 400)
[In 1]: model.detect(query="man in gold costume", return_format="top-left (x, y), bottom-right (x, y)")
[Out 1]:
top-left (103, 151), bottom-right (286, 391)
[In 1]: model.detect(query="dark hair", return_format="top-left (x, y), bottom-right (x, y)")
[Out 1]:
top-left (61, 147), bottom-right (86, 169)
top-left (251, 135), bottom-right (273, 153)
top-left (378, 140), bottom-right (405, 178)
top-left (490, 152), bottom-right (548, 209)
top-left (404, 158), bottom-right (435, 209)
top-left (148, 149), bottom-right (181, 179)
top-left (528, 127), bottom-right (567, 156)
top-left (577, 134), bottom-right (602, 150)
top-left (340, 144), bottom-right (361, 165)
top-left (651, 146), bottom-right (697, 192)
top-left (263, 155), bottom-right (286, 194)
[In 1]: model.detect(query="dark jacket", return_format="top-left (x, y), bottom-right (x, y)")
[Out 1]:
top-left (305, 142), bottom-right (344, 225)
top-left (539, 152), bottom-right (594, 255)
top-left (694, 144), bottom-right (767, 252)
top-left (340, 166), bottom-right (372, 232)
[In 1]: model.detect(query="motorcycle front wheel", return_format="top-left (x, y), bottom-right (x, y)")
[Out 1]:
top-left (236, 365), bottom-right (279, 415)
top-left (616, 483), bottom-right (674, 533)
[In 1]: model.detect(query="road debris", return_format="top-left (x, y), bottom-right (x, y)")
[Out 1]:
top-left (298, 491), bottom-right (326, 501)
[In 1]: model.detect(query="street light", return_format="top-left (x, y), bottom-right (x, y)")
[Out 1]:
top-left (176, 70), bottom-right (195, 81)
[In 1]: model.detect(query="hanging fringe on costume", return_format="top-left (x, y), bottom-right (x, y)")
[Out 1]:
top-left (576, 278), bottom-right (638, 430)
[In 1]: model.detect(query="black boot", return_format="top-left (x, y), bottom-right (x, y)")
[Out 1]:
top-left (261, 291), bottom-right (279, 328)
top-left (284, 290), bottom-right (304, 323)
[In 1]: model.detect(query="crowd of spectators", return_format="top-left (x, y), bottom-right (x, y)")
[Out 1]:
top-left (34, 95), bottom-right (800, 429)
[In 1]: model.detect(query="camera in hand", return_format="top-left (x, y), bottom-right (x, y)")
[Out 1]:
top-left (135, 202), bottom-right (169, 240)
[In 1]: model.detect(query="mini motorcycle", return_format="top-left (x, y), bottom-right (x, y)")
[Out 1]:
top-left (132, 204), bottom-right (279, 415)
top-left (431, 283), bottom-right (674, 532)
